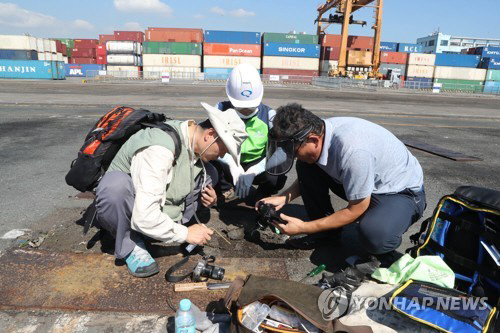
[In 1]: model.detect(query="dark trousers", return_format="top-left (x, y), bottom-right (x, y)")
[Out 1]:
top-left (211, 157), bottom-right (287, 198)
top-left (296, 161), bottom-right (426, 255)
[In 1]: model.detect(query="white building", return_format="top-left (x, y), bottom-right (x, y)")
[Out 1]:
top-left (417, 32), bottom-right (500, 54)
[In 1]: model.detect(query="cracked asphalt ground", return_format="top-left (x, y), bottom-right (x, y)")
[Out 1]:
top-left (0, 80), bottom-right (499, 332)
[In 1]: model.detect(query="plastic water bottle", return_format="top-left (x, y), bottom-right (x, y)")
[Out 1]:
top-left (175, 299), bottom-right (196, 333)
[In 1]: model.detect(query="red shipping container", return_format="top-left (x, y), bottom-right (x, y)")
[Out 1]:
top-left (96, 45), bottom-right (107, 57)
top-left (55, 40), bottom-right (63, 53)
top-left (379, 51), bottom-right (407, 64)
top-left (320, 47), bottom-right (341, 60)
top-left (73, 39), bottom-right (99, 48)
top-left (62, 44), bottom-right (67, 56)
top-left (204, 43), bottom-right (261, 57)
top-left (114, 31), bottom-right (145, 43)
top-left (97, 56), bottom-right (107, 65)
top-left (71, 48), bottom-right (97, 58)
top-left (263, 68), bottom-right (319, 76)
top-left (320, 34), bottom-right (374, 50)
top-left (99, 34), bottom-right (115, 45)
top-left (70, 57), bottom-right (97, 64)
top-left (146, 28), bottom-right (203, 43)
top-left (320, 34), bottom-right (342, 47)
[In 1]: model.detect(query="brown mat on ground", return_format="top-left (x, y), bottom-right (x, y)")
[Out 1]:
top-left (0, 248), bottom-right (288, 314)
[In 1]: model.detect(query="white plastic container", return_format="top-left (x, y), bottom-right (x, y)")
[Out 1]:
top-left (241, 301), bottom-right (271, 332)
top-left (203, 55), bottom-right (261, 69)
top-left (175, 299), bottom-right (196, 333)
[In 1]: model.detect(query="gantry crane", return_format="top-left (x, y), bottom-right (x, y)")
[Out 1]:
top-left (315, 0), bottom-right (383, 77)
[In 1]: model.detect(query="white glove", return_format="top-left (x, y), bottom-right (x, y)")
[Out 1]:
top-left (218, 154), bottom-right (244, 186)
top-left (235, 171), bottom-right (256, 198)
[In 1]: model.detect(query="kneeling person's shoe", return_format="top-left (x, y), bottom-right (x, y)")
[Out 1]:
top-left (125, 242), bottom-right (159, 278)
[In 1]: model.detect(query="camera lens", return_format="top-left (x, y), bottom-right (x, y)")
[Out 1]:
top-left (201, 265), bottom-right (225, 280)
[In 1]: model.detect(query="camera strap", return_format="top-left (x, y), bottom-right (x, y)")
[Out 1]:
top-left (165, 255), bottom-right (196, 283)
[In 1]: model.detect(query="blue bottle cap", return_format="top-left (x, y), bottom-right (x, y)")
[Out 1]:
top-left (180, 299), bottom-right (191, 311)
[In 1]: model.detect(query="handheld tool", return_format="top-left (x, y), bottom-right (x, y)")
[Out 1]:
top-left (299, 264), bottom-right (326, 282)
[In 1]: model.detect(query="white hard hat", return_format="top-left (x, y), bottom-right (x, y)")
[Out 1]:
top-left (200, 102), bottom-right (248, 165)
top-left (226, 63), bottom-right (264, 109)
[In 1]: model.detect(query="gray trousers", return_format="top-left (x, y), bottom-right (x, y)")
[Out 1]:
top-left (95, 164), bottom-right (218, 259)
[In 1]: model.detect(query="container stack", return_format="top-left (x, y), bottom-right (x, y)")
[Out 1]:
top-left (379, 52), bottom-right (407, 80)
top-left (70, 39), bottom-right (98, 64)
top-left (52, 38), bottom-right (74, 62)
top-left (380, 42), bottom-right (398, 52)
top-left (405, 53), bottom-right (436, 88)
top-left (96, 44), bottom-right (106, 65)
top-left (143, 28), bottom-right (203, 79)
top-left (319, 34), bottom-right (373, 75)
top-left (203, 30), bottom-right (261, 79)
top-left (433, 54), bottom-right (485, 92)
top-left (0, 35), bottom-right (65, 80)
top-left (262, 33), bottom-right (319, 80)
top-left (397, 43), bottom-right (422, 53)
top-left (106, 40), bottom-right (142, 77)
top-left (477, 46), bottom-right (500, 94)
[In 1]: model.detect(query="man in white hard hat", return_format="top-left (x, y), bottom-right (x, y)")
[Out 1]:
top-left (211, 63), bottom-right (287, 204)
top-left (95, 103), bottom-right (247, 277)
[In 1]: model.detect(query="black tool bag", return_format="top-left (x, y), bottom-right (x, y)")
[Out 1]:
top-left (408, 186), bottom-right (500, 306)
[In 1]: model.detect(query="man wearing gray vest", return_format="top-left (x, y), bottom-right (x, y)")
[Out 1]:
top-left (95, 103), bottom-right (247, 277)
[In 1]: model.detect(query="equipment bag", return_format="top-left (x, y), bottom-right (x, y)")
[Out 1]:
top-left (408, 186), bottom-right (500, 305)
top-left (65, 106), bottom-right (181, 192)
top-left (390, 280), bottom-right (497, 333)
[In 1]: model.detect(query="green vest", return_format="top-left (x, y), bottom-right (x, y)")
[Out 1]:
top-left (108, 120), bottom-right (202, 222)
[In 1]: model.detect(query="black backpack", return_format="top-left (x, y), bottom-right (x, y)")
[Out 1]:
top-left (65, 106), bottom-right (181, 192)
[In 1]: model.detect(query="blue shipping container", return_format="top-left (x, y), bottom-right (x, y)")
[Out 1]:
top-left (263, 43), bottom-right (320, 58)
top-left (435, 53), bottom-right (481, 68)
top-left (203, 67), bottom-right (232, 80)
top-left (0, 50), bottom-right (38, 60)
top-left (405, 77), bottom-right (432, 89)
top-left (0, 60), bottom-right (56, 79)
top-left (406, 77), bottom-right (432, 83)
top-left (380, 42), bottom-right (398, 52)
top-left (204, 30), bottom-right (261, 45)
top-left (483, 81), bottom-right (500, 94)
top-left (55, 61), bottom-right (65, 80)
top-left (480, 58), bottom-right (500, 70)
top-left (65, 64), bottom-right (104, 77)
top-left (397, 43), bottom-right (422, 53)
top-left (475, 46), bottom-right (500, 59)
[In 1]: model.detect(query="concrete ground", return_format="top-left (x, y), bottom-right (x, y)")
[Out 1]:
top-left (0, 80), bottom-right (499, 332)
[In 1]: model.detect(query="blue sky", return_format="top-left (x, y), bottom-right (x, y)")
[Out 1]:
top-left (0, 0), bottom-right (499, 43)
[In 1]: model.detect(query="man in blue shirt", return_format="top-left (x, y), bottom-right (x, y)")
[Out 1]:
top-left (261, 103), bottom-right (426, 265)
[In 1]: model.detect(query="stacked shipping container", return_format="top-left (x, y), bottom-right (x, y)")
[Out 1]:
top-left (143, 28), bottom-right (203, 79)
top-left (319, 34), bottom-right (373, 75)
top-left (433, 54), bottom-right (485, 92)
top-left (405, 53), bottom-right (436, 88)
top-left (203, 30), bottom-right (261, 79)
top-left (106, 41), bottom-right (142, 76)
top-left (477, 46), bottom-right (500, 94)
top-left (378, 52), bottom-right (407, 80)
top-left (262, 33), bottom-right (319, 78)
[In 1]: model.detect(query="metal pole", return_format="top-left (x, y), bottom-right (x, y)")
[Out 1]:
top-left (338, 0), bottom-right (353, 76)
top-left (372, 0), bottom-right (383, 76)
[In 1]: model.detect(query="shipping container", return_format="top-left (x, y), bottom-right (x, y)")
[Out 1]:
top-left (0, 50), bottom-right (38, 60)
top-left (65, 64), bottom-right (104, 77)
top-left (0, 35), bottom-right (37, 51)
top-left (262, 69), bottom-right (318, 84)
top-left (107, 54), bottom-right (141, 66)
top-left (97, 56), bottom-right (106, 65)
top-left (50, 40), bottom-right (57, 53)
top-left (114, 31), bottom-right (145, 43)
top-left (203, 43), bottom-right (260, 57)
top-left (63, 56), bottom-right (68, 64)
top-left (480, 58), bottom-right (500, 70)
top-left (380, 42), bottom-right (398, 52)
top-left (397, 43), bottom-right (422, 53)
top-left (407, 53), bottom-right (436, 66)
top-left (96, 45), bottom-right (106, 57)
top-left (146, 28), bottom-right (203, 43)
top-left (106, 41), bottom-right (140, 55)
top-left (99, 34), bottom-right (115, 45)
top-left (44, 52), bottom-right (52, 61)
top-left (203, 67), bottom-right (233, 80)
top-left (144, 66), bottom-right (201, 73)
top-left (435, 54), bottom-right (481, 68)
top-left (406, 77), bottom-right (433, 83)
top-left (56, 53), bottom-right (63, 62)
top-left (262, 56), bottom-right (319, 70)
top-left (263, 43), bottom-right (320, 58)
top-left (262, 68), bottom-right (318, 76)
top-left (36, 39), bottom-right (45, 53)
top-left (475, 46), bottom-right (500, 59)
top-left (0, 60), bottom-right (56, 79)
top-left (54, 40), bottom-right (62, 53)
top-left (71, 48), bottom-right (97, 58)
top-left (434, 78), bottom-right (484, 92)
top-left (69, 57), bottom-right (97, 65)
top-left (319, 34), bottom-right (341, 47)
top-left (320, 60), bottom-right (338, 73)
top-left (483, 81), bottom-right (500, 94)
top-left (73, 39), bottom-right (99, 48)
top-left (404, 77), bottom-right (432, 89)
top-left (142, 54), bottom-right (202, 67)
top-left (379, 52), bottom-right (407, 64)
top-left (263, 33), bottom-right (318, 45)
top-left (144, 42), bottom-right (202, 55)
top-left (62, 44), bottom-right (67, 56)
top-left (52, 38), bottom-right (74, 49)
top-left (320, 47), bottom-right (341, 61)
top-left (106, 65), bottom-right (141, 78)
top-left (319, 34), bottom-right (373, 49)
top-left (204, 30), bottom-right (261, 45)
top-left (406, 65), bottom-right (434, 78)
top-left (347, 50), bottom-right (372, 66)
top-left (203, 55), bottom-right (261, 69)
top-left (378, 63), bottom-right (407, 76)
top-left (486, 69), bottom-right (500, 81)
top-left (434, 66), bottom-right (486, 81)
top-left (43, 40), bottom-right (51, 53)
top-left (38, 53), bottom-right (45, 61)
top-left (52, 61), bottom-right (65, 80)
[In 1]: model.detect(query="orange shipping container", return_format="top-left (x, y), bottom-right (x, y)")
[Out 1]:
top-left (146, 28), bottom-right (203, 43)
top-left (347, 50), bottom-right (372, 66)
top-left (380, 52), bottom-right (408, 65)
top-left (204, 43), bottom-right (261, 57)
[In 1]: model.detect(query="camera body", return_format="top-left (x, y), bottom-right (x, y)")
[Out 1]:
top-left (192, 256), bottom-right (225, 282)
top-left (256, 202), bottom-right (287, 230)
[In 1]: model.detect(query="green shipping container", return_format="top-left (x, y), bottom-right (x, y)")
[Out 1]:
top-left (263, 32), bottom-right (318, 45)
top-left (434, 78), bottom-right (484, 92)
top-left (486, 69), bottom-right (500, 81)
top-left (52, 38), bottom-right (74, 57)
top-left (143, 42), bottom-right (202, 55)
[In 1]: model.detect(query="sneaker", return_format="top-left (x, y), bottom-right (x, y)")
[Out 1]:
top-left (125, 242), bottom-right (159, 278)
top-left (287, 230), bottom-right (342, 250)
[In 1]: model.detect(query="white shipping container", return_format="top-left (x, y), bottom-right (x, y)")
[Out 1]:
top-left (320, 60), bottom-right (338, 73)
top-left (64, 56), bottom-right (68, 64)
top-left (106, 65), bottom-right (140, 78)
top-left (36, 38), bottom-right (45, 52)
top-left (50, 40), bottom-right (57, 53)
top-left (143, 66), bottom-right (201, 73)
top-left (406, 65), bottom-right (434, 78)
top-left (106, 41), bottom-right (140, 55)
top-left (263, 56), bottom-right (319, 70)
top-left (43, 40), bottom-right (51, 53)
top-left (56, 53), bottom-right (63, 61)
top-left (142, 54), bottom-right (202, 67)
top-left (107, 55), bottom-right (140, 66)
top-left (37, 52), bottom-right (46, 61)
top-left (407, 53), bottom-right (436, 66)
top-left (143, 67), bottom-right (202, 80)
top-left (0, 35), bottom-right (37, 50)
top-left (45, 52), bottom-right (52, 61)
top-left (203, 56), bottom-right (261, 69)
top-left (434, 66), bottom-right (487, 81)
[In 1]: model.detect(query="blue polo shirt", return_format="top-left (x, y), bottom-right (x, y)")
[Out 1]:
top-left (317, 117), bottom-right (424, 201)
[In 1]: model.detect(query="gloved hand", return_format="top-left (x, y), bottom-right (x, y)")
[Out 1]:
top-left (235, 171), bottom-right (256, 198)
top-left (218, 154), bottom-right (244, 186)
